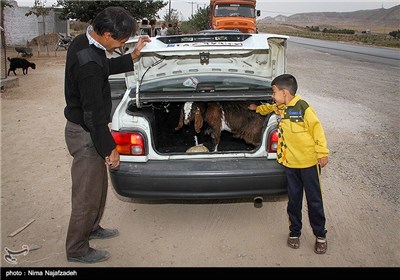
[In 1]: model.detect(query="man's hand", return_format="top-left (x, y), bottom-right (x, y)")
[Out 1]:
top-left (105, 148), bottom-right (120, 169)
top-left (131, 35), bottom-right (151, 60)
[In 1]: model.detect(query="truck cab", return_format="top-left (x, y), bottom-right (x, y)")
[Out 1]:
top-left (210, 0), bottom-right (260, 33)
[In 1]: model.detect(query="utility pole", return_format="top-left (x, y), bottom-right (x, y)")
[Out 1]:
top-left (185, 1), bottom-right (194, 17)
top-left (169, 0), bottom-right (171, 21)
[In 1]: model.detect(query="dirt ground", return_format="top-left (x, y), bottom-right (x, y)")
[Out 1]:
top-left (1, 43), bottom-right (399, 269)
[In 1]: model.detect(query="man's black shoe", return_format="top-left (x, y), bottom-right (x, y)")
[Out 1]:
top-left (89, 227), bottom-right (119, 240)
top-left (67, 248), bottom-right (110, 263)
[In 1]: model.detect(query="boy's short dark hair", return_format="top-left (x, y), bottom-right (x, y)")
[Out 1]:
top-left (92, 6), bottom-right (136, 40)
top-left (271, 74), bottom-right (298, 95)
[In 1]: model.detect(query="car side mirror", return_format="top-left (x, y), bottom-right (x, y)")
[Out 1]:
top-left (257, 10), bottom-right (260, 17)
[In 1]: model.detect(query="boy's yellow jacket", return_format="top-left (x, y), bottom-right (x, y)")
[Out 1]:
top-left (256, 95), bottom-right (329, 168)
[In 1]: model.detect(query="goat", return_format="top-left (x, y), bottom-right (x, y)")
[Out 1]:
top-left (7, 58), bottom-right (36, 76)
top-left (176, 101), bottom-right (266, 151)
top-left (175, 102), bottom-right (206, 134)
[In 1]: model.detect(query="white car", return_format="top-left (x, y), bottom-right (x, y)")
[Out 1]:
top-left (109, 32), bottom-right (289, 200)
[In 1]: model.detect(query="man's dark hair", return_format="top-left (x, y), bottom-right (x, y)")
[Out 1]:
top-left (92, 7), bottom-right (136, 40)
top-left (271, 74), bottom-right (298, 95)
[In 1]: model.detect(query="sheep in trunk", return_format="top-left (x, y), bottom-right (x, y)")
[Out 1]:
top-left (176, 101), bottom-right (266, 152)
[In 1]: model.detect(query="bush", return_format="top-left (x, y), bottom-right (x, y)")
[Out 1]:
top-left (306, 26), bottom-right (320, 32)
top-left (389, 30), bottom-right (400, 39)
top-left (322, 28), bottom-right (355, 34)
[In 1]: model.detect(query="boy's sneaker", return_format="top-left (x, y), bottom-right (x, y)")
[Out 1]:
top-left (287, 236), bottom-right (300, 249)
top-left (67, 248), bottom-right (110, 263)
top-left (314, 237), bottom-right (327, 254)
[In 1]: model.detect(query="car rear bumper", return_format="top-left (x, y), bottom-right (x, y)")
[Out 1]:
top-left (109, 158), bottom-right (287, 199)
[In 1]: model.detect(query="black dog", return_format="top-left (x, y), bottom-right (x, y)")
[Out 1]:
top-left (7, 57), bottom-right (36, 76)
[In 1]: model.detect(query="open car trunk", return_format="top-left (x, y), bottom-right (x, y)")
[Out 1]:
top-left (108, 33), bottom-right (289, 199)
top-left (112, 33), bottom-right (287, 155)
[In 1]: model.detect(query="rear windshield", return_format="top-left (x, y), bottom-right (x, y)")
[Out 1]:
top-left (140, 74), bottom-right (271, 92)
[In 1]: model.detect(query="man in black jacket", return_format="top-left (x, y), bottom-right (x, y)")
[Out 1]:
top-left (64, 6), bottom-right (150, 263)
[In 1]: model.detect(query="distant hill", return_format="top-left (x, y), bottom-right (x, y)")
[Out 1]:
top-left (259, 5), bottom-right (400, 30)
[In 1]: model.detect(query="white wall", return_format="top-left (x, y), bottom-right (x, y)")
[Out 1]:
top-left (3, 1), bottom-right (62, 46)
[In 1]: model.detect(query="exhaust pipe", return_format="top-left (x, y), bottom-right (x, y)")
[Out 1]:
top-left (253, 196), bottom-right (263, 208)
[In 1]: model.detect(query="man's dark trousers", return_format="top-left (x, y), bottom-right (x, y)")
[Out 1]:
top-left (65, 121), bottom-right (108, 257)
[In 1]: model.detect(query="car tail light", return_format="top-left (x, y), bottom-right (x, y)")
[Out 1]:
top-left (111, 131), bottom-right (145, 156)
top-left (267, 129), bottom-right (279, 153)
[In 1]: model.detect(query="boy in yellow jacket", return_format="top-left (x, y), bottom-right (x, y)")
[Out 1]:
top-left (249, 74), bottom-right (329, 254)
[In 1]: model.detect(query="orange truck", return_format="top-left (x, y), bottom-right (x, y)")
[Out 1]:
top-left (209, 0), bottom-right (260, 33)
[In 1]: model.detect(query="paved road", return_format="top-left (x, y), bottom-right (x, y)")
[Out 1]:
top-left (288, 36), bottom-right (400, 66)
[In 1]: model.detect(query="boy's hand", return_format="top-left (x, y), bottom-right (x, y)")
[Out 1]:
top-left (318, 156), bottom-right (328, 168)
top-left (248, 104), bottom-right (257, 110)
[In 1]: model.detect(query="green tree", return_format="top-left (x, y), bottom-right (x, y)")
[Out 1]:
top-left (25, 0), bottom-right (52, 35)
top-left (162, 8), bottom-right (180, 24)
top-left (184, 6), bottom-right (210, 33)
top-left (55, 0), bottom-right (167, 23)
top-left (1, 0), bottom-right (13, 8)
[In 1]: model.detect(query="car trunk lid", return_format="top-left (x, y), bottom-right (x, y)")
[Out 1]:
top-left (125, 33), bottom-right (288, 107)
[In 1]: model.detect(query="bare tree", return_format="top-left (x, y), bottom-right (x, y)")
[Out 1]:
top-left (25, 0), bottom-right (52, 35)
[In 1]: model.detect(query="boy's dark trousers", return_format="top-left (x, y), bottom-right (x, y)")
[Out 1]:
top-left (285, 165), bottom-right (327, 238)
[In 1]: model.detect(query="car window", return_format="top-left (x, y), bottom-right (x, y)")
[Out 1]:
top-left (140, 74), bottom-right (271, 92)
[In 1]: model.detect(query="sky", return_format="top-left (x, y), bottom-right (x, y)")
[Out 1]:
top-left (15, 0), bottom-right (400, 20)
